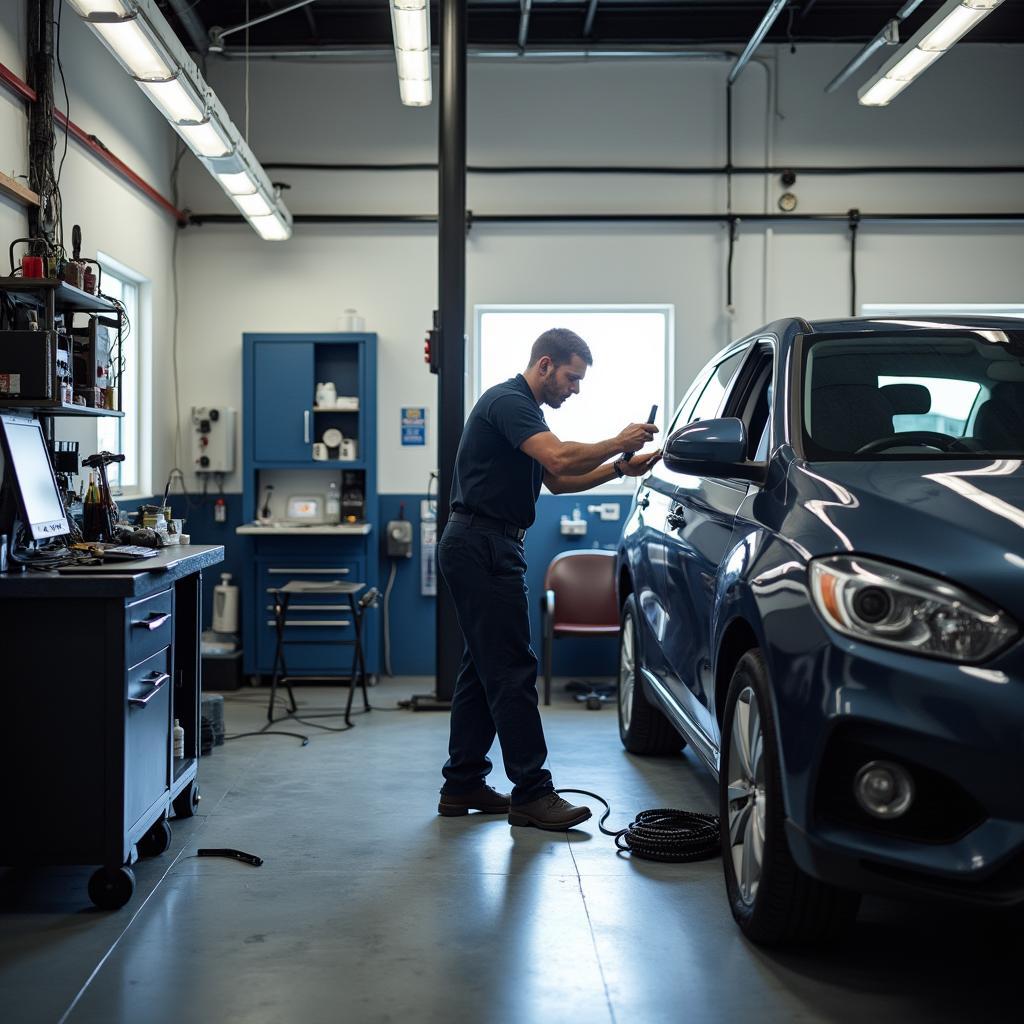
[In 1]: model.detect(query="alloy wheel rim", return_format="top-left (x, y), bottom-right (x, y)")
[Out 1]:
top-left (726, 685), bottom-right (767, 906)
top-left (619, 612), bottom-right (635, 732)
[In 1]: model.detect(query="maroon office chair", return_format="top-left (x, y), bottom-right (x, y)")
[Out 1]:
top-left (540, 550), bottom-right (620, 706)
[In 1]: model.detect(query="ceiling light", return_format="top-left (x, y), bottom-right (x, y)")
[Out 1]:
top-left (396, 48), bottom-right (431, 82)
top-left (93, 16), bottom-right (175, 81)
top-left (399, 79), bottom-right (432, 106)
top-left (217, 171), bottom-right (259, 196)
top-left (66, 0), bottom-right (131, 14)
top-left (178, 117), bottom-right (233, 158)
top-left (393, 9), bottom-right (429, 51)
top-left (234, 192), bottom-right (273, 218)
top-left (249, 214), bottom-right (291, 241)
top-left (138, 75), bottom-right (205, 123)
top-left (858, 0), bottom-right (1005, 106)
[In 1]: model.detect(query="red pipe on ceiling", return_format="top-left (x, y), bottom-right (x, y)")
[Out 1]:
top-left (0, 60), bottom-right (188, 225)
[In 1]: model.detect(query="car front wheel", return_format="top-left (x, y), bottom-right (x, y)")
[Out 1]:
top-left (618, 594), bottom-right (683, 755)
top-left (721, 648), bottom-right (859, 945)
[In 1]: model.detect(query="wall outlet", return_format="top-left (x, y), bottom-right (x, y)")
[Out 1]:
top-left (560, 515), bottom-right (588, 537)
top-left (587, 502), bottom-right (621, 521)
top-left (386, 519), bottom-right (414, 558)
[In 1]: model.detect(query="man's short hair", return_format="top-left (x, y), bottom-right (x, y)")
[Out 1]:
top-left (528, 328), bottom-right (593, 369)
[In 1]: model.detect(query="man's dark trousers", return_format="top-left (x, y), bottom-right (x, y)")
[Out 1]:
top-left (437, 520), bottom-right (554, 805)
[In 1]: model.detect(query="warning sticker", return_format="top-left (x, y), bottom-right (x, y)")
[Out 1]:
top-left (0, 373), bottom-right (21, 395)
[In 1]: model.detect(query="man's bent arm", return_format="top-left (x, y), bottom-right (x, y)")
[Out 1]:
top-left (522, 423), bottom-right (656, 477)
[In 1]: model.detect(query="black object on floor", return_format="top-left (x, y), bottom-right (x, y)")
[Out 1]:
top-left (196, 848), bottom-right (264, 867)
top-left (565, 680), bottom-right (616, 710)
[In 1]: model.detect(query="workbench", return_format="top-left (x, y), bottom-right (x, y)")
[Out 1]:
top-left (0, 544), bottom-right (224, 909)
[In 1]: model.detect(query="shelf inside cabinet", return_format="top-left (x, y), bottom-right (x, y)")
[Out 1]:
top-left (0, 399), bottom-right (123, 417)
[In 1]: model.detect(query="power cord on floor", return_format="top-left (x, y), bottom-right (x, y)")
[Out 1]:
top-left (556, 789), bottom-right (721, 862)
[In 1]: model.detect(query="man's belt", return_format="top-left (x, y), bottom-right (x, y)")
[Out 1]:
top-left (449, 511), bottom-right (527, 543)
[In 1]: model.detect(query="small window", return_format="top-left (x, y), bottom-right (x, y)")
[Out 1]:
top-left (474, 305), bottom-right (673, 491)
top-left (95, 257), bottom-right (150, 495)
top-left (688, 349), bottom-right (747, 424)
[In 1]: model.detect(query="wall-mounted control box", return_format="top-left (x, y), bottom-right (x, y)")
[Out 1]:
top-left (386, 519), bottom-right (414, 558)
top-left (192, 406), bottom-right (236, 474)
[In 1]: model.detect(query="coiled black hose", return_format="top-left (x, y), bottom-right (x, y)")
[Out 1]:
top-left (557, 789), bottom-right (721, 863)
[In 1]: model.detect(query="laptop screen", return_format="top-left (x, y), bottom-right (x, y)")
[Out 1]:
top-left (0, 415), bottom-right (69, 541)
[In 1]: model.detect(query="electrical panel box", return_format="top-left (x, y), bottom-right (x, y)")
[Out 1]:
top-left (386, 519), bottom-right (413, 558)
top-left (192, 406), bottom-right (236, 474)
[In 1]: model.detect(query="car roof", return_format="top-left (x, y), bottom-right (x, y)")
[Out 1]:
top-left (805, 314), bottom-right (1024, 333)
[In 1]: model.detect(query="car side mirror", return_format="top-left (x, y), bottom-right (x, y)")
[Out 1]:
top-left (662, 417), bottom-right (768, 484)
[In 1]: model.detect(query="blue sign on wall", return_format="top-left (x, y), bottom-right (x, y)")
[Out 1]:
top-left (401, 406), bottom-right (427, 446)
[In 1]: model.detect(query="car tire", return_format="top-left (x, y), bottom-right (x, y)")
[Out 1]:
top-left (721, 648), bottom-right (860, 945)
top-left (618, 594), bottom-right (683, 756)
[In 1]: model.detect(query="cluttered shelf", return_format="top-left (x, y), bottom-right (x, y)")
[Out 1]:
top-left (235, 523), bottom-right (372, 536)
top-left (0, 401), bottom-right (123, 417)
top-left (0, 276), bottom-right (118, 314)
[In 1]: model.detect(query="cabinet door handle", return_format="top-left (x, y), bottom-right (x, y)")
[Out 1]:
top-left (303, 409), bottom-right (311, 444)
top-left (267, 567), bottom-right (351, 575)
top-left (134, 612), bottom-right (171, 631)
top-left (128, 672), bottom-right (170, 707)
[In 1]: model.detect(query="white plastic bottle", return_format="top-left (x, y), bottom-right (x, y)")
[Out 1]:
top-left (173, 719), bottom-right (185, 759)
top-left (212, 572), bottom-right (239, 634)
top-left (326, 479), bottom-right (341, 522)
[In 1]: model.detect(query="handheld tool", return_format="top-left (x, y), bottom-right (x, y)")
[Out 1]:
top-left (623, 404), bottom-right (658, 461)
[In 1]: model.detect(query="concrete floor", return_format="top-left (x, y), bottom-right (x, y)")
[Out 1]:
top-left (1, 677), bottom-right (1020, 1023)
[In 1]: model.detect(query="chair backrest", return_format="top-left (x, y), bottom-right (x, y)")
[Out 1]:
top-left (810, 383), bottom-right (895, 453)
top-left (543, 550), bottom-right (618, 627)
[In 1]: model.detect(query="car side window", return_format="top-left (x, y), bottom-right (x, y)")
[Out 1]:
top-left (688, 349), bottom-right (748, 424)
top-left (724, 344), bottom-right (775, 461)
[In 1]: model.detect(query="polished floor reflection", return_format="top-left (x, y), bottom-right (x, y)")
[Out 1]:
top-left (0, 678), bottom-right (1020, 1023)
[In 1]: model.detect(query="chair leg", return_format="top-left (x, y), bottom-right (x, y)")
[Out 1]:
top-left (268, 592), bottom-right (286, 723)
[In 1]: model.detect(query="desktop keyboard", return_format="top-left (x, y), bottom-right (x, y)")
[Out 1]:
top-left (97, 544), bottom-right (160, 561)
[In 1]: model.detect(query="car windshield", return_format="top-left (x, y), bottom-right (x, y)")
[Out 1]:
top-left (801, 328), bottom-right (1024, 459)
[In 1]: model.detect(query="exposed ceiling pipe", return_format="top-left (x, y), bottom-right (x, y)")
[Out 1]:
top-left (214, 45), bottom-right (737, 61)
top-left (825, 0), bottom-right (925, 93)
top-left (166, 0), bottom-right (210, 56)
top-left (583, 0), bottom-right (600, 38)
top-left (518, 0), bottom-right (532, 50)
top-left (729, 0), bottom-right (789, 84)
top-left (209, 0), bottom-right (319, 53)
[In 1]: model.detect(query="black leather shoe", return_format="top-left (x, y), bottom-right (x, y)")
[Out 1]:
top-left (438, 784), bottom-right (512, 816)
top-left (508, 792), bottom-right (592, 831)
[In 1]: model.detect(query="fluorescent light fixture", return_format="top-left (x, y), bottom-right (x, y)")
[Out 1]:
top-left (399, 78), bottom-right (432, 106)
top-left (390, 0), bottom-right (432, 107)
top-left (138, 75), bottom-right (204, 123)
top-left (178, 117), bottom-right (233, 158)
top-left (217, 170), bottom-right (259, 196)
top-left (93, 16), bottom-right (175, 81)
top-left (858, 0), bottom-right (1005, 106)
top-left (71, 0), bottom-right (292, 241)
top-left (234, 192), bottom-right (273, 218)
top-left (249, 214), bottom-right (291, 241)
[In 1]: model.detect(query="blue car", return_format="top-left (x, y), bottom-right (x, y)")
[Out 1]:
top-left (615, 315), bottom-right (1024, 945)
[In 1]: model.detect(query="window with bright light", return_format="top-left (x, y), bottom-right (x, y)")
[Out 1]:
top-left (878, 375), bottom-right (981, 435)
top-left (95, 257), bottom-right (150, 495)
top-left (474, 306), bottom-right (673, 491)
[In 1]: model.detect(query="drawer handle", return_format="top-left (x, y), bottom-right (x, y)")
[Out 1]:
top-left (134, 612), bottom-right (171, 632)
top-left (128, 671), bottom-right (170, 707)
top-left (267, 567), bottom-right (351, 575)
top-left (266, 619), bottom-right (351, 628)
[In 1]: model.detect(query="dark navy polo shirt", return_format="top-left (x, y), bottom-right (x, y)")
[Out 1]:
top-left (450, 374), bottom-right (549, 530)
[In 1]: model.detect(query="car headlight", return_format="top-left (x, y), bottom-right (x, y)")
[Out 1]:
top-left (809, 555), bottom-right (1017, 663)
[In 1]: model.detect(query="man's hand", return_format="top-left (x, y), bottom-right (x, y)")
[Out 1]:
top-left (616, 421), bottom-right (659, 453)
top-left (619, 449), bottom-right (661, 477)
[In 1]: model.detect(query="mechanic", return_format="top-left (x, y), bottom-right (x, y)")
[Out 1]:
top-left (436, 328), bottom-right (661, 831)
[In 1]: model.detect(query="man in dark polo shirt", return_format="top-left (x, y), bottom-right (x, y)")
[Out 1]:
top-left (436, 328), bottom-right (661, 831)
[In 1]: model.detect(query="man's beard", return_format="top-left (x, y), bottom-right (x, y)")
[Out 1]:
top-left (541, 376), bottom-right (564, 407)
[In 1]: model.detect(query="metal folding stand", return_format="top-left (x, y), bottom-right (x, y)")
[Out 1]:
top-left (267, 580), bottom-right (379, 727)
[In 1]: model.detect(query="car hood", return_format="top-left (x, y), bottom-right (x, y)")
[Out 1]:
top-left (787, 458), bottom-right (1024, 620)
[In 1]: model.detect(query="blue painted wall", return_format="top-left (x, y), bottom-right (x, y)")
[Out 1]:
top-left (124, 491), bottom-right (629, 680)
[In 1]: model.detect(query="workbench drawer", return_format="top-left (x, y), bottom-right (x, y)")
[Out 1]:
top-left (125, 647), bottom-right (172, 832)
top-left (126, 588), bottom-right (174, 669)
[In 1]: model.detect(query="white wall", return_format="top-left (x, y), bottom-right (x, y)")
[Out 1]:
top-left (0, 5), bottom-right (179, 496)
top-left (172, 43), bottom-right (1024, 494)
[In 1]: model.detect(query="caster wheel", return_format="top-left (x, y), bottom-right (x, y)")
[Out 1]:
top-left (172, 781), bottom-right (200, 819)
top-left (139, 818), bottom-right (172, 857)
top-left (88, 866), bottom-right (136, 910)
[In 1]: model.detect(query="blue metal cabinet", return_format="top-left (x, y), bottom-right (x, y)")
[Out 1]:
top-left (251, 340), bottom-right (316, 463)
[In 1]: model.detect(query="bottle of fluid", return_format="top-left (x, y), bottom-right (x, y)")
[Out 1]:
top-left (212, 573), bottom-right (239, 634)
top-left (82, 472), bottom-right (102, 540)
top-left (173, 719), bottom-right (185, 759)
top-left (326, 478), bottom-right (341, 522)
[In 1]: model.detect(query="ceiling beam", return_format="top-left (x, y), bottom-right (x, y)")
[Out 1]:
top-left (583, 0), bottom-right (599, 38)
top-left (518, 0), bottom-right (532, 50)
top-left (728, 0), bottom-right (790, 84)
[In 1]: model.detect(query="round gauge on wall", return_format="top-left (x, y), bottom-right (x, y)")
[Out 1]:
top-left (778, 192), bottom-right (798, 213)
top-left (322, 427), bottom-right (343, 448)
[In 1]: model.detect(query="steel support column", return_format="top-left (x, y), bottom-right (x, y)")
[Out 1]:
top-left (432, 0), bottom-right (468, 708)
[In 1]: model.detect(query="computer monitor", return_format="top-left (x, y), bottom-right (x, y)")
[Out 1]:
top-left (0, 414), bottom-right (69, 542)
